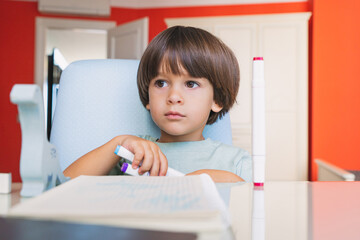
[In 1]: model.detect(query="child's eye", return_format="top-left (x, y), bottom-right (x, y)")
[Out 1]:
top-left (154, 80), bottom-right (168, 88)
top-left (186, 81), bottom-right (199, 88)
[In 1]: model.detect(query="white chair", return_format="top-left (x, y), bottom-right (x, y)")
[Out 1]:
top-left (51, 59), bottom-right (233, 171)
top-left (10, 85), bottom-right (68, 197)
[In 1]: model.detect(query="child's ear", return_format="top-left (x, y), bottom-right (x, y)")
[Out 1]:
top-left (146, 104), bottom-right (150, 110)
top-left (211, 102), bottom-right (223, 113)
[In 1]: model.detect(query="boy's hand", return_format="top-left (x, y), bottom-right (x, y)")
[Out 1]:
top-left (119, 136), bottom-right (168, 176)
top-left (186, 169), bottom-right (244, 183)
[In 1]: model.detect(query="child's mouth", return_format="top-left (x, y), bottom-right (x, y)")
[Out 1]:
top-left (165, 111), bottom-right (185, 119)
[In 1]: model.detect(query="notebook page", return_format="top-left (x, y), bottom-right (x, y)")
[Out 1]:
top-left (200, 175), bottom-right (231, 226)
top-left (10, 174), bottom-right (229, 223)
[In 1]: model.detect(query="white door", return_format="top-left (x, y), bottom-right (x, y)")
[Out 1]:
top-left (166, 13), bottom-right (311, 181)
top-left (107, 17), bottom-right (149, 59)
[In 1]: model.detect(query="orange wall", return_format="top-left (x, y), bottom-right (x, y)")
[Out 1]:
top-left (311, 0), bottom-right (360, 180)
top-left (0, 0), bottom-right (317, 182)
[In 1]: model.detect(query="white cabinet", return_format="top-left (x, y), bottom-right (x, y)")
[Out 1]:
top-left (166, 12), bottom-right (311, 181)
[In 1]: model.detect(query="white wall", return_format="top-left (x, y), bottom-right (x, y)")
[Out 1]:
top-left (46, 29), bottom-right (107, 64)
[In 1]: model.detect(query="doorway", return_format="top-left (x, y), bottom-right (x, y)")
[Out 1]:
top-left (35, 17), bottom-right (116, 88)
top-left (35, 17), bottom-right (116, 137)
top-left (35, 17), bottom-right (149, 138)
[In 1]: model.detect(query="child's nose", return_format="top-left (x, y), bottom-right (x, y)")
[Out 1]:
top-left (167, 88), bottom-right (183, 104)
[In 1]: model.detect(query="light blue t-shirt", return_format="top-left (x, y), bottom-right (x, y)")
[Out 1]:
top-left (141, 135), bottom-right (252, 182)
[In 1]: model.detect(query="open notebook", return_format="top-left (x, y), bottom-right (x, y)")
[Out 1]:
top-left (10, 174), bottom-right (230, 235)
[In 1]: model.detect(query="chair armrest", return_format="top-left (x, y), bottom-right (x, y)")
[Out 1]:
top-left (315, 159), bottom-right (355, 181)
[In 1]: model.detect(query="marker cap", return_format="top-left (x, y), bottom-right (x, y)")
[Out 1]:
top-left (252, 58), bottom-right (265, 87)
top-left (121, 162), bottom-right (149, 176)
top-left (120, 162), bottom-right (129, 172)
top-left (114, 145), bottom-right (135, 162)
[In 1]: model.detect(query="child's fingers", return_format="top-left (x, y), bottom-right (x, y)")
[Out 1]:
top-left (149, 147), bottom-right (160, 176)
top-left (131, 144), bottom-right (145, 169)
top-left (126, 139), bottom-right (166, 176)
top-left (158, 150), bottom-right (168, 176)
top-left (138, 143), bottom-right (154, 174)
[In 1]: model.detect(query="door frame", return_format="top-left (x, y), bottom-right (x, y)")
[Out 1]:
top-left (34, 17), bottom-right (116, 87)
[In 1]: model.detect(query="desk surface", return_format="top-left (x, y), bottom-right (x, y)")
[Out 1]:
top-left (2, 181), bottom-right (360, 240)
top-left (0, 216), bottom-right (197, 240)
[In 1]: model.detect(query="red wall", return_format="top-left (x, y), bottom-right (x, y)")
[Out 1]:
top-left (0, 0), bottom-right (317, 182)
top-left (311, 0), bottom-right (360, 180)
top-left (0, 1), bottom-right (140, 182)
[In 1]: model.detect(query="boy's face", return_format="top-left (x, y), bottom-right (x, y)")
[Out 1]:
top-left (146, 65), bottom-right (222, 142)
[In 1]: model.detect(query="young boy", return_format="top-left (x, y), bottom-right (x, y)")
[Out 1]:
top-left (64, 26), bottom-right (252, 182)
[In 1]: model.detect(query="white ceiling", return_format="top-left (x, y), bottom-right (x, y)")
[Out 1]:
top-left (110, 0), bottom-right (306, 8)
top-left (22, 0), bottom-right (307, 9)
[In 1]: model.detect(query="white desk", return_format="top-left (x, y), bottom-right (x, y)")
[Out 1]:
top-left (228, 181), bottom-right (360, 240)
top-left (2, 181), bottom-right (360, 240)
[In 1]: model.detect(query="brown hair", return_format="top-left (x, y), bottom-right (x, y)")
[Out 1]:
top-left (137, 26), bottom-right (240, 125)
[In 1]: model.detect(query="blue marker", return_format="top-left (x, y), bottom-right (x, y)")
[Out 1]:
top-left (114, 145), bottom-right (185, 177)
